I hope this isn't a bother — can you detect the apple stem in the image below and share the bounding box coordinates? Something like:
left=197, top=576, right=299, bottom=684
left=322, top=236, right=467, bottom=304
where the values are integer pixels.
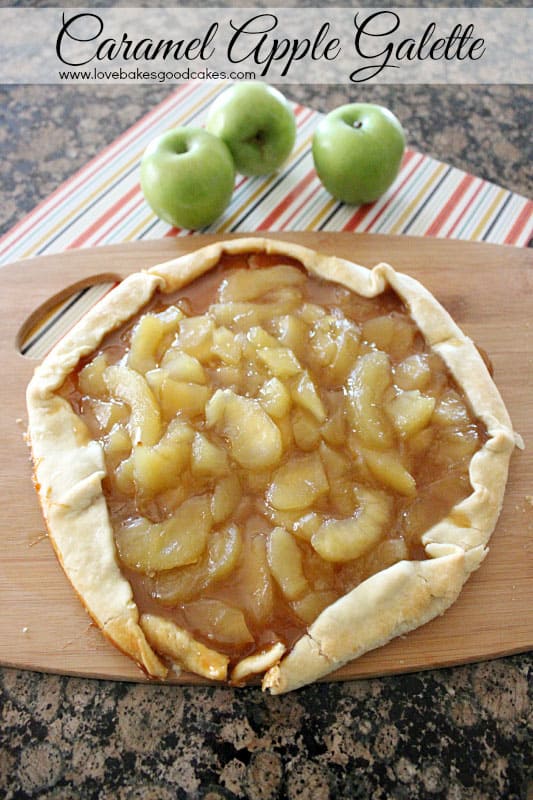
left=352, top=121, right=363, bottom=129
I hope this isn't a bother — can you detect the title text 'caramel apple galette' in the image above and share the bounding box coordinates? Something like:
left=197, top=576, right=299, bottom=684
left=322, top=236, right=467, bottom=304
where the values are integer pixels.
left=26, top=238, right=519, bottom=693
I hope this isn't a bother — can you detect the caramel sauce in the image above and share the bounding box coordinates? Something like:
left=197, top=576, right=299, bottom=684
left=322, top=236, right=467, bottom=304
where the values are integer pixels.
left=61, top=252, right=487, bottom=665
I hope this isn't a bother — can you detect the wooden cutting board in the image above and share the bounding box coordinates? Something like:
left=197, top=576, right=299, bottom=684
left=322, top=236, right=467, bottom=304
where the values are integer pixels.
left=0, top=232, right=531, bottom=685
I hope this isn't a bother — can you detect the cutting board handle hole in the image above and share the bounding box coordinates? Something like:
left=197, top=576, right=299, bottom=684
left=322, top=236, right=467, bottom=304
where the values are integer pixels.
left=16, top=274, right=120, bottom=359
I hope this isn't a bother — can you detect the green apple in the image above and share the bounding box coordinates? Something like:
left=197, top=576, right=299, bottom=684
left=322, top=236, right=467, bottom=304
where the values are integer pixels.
left=205, top=82, right=297, bottom=177
left=312, top=103, right=406, bottom=205
left=140, top=127, right=235, bottom=230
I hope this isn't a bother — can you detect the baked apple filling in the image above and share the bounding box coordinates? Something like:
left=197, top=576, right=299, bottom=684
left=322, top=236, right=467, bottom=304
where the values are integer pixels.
left=59, top=251, right=486, bottom=684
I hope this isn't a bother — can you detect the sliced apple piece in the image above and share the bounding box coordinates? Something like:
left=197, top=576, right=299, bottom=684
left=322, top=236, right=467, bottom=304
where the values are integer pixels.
left=362, top=447, right=416, bottom=496
left=290, top=371, right=326, bottom=422
left=362, top=312, right=416, bottom=360
left=310, top=316, right=360, bottom=386
left=267, top=452, right=329, bottom=511
left=292, top=511, right=323, bottom=542
left=217, top=264, right=305, bottom=302
left=291, top=590, right=339, bottom=624
left=394, top=353, right=431, bottom=391
left=272, top=314, right=309, bottom=360
left=211, top=473, right=242, bottom=524
left=309, top=315, right=339, bottom=367
left=298, top=302, right=326, bottom=325
left=239, top=533, right=274, bottom=625
left=345, top=351, right=393, bottom=450
left=327, top=323, right=361, bottom=386
left=210, top=302, right=261, bottom=329
left=128, top=306, right=184, bottom=374
left=103, top=424, right=131, bottom=463
left=209, top=365, right=242, bottom=390
left=191, top=432, right=229, bottom=477
left=231, top=642, right=286, bottom=685
left=131, top=418, right=193, bottom=498
left=78, top=353, right=109, bottom=397
left=433, top=389, right=472, bottom=427
left=164, top=379, right=209, bottom=419
left=312, top=488, right=392, bottom=562
left=104, top=364, right=161, bottom=446
left=160, top=349, right=206, bottom=384
left=319, top=441, right=351, bottom=482
left=184, top=599, right=254, bottom=647
left=256, top=346, right=302, bottom=379
left=386, top=389, right=436, bottom=439
left=321, top=401, right=347, bottom=447
left=174, top=315, right=215, bottom=362
left=259, top=377, right=292, bottom=419
left=205, top=388, right=283, bottom=470
left=210, top=326, right=243, bottom=366
left=267, top=526, right=309, bottom=601
left=141, top=614, right=229, bottom=681
left=115, top=494, right=212, bottom=573
left=152, top=523, right=243, bottom=605
left=246, top=325, right=280, bottom=350
left=291, top=407, right=322, bottom=451
left=83, top=397, right=129, bottom=435
left=431, top=425, right=482, bottom=468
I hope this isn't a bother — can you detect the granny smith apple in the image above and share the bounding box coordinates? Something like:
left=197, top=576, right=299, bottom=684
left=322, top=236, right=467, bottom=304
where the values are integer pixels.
left=312, top=103, right=406, bottom=205
left=205, top=82, right=297, bottom=177
left=140, top=127, right=235, bottom=230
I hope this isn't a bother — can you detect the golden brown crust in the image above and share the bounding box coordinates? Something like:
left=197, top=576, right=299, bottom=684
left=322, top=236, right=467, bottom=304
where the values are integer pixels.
left=140, top=614, right=229, bottom=681
left=231, top=642, right=287, bottom=686
left=262, top=547, right=466, bottom=694
left=26, top=237, right=519, bottom=692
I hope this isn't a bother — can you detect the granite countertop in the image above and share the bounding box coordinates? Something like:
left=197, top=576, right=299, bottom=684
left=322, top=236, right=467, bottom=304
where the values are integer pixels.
left=1, top=39, right=532, bottom=800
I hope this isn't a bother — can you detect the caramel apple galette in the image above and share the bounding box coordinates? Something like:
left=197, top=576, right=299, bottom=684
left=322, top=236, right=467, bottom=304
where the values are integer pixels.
left=26, top=237, right=518, bottom=693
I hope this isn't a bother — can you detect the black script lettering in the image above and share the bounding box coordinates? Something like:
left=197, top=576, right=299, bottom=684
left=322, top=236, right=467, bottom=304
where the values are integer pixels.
left=442, top=24, right=485, bottom=60
left=350, top=11, right=486, bottom=83
left=394, top=23, right=484, bottom=63
left=56, top=12, right=104, bottom=66
left=312, top=23, right=341, bottom=62
left=350, top=11, right=400, bottom=82
left=227, top=13, right=340, bottom=77
left=96, top=36, right=123, bottom=61
left=154, top=24, right=218, bottom=61
left=469, top=32, right=485, bottom=60
left=96, top=24, right=217, bottom=62
left=227, top=13, right=278, bottom=73
left=57, top=12, right=218, bottom=66
left=413, top=22, right=439, bottom=60
left=395, top=23, right=436, bottom=62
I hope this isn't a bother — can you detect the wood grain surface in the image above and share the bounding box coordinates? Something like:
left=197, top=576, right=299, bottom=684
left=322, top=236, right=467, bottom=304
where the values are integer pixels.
left=0, top=232, right=531, bottom=685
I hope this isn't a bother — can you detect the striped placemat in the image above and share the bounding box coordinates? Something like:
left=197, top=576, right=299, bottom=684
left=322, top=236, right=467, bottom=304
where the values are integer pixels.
left=2, top=81, right=531, bottom=357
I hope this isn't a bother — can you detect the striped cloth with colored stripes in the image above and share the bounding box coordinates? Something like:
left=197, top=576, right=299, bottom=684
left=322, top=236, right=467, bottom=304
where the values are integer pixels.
left=2, top=81, right=531, bottom=357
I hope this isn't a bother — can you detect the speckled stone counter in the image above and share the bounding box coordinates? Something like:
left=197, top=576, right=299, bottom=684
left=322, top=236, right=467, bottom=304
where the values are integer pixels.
left=1, top=14, right=532, bottom=800
left=1, top=659, right=531, bottom=799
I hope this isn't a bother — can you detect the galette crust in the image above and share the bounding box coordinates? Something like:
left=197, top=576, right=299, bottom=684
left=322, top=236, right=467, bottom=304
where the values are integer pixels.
left=26, top=237, right=519, bottom=692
